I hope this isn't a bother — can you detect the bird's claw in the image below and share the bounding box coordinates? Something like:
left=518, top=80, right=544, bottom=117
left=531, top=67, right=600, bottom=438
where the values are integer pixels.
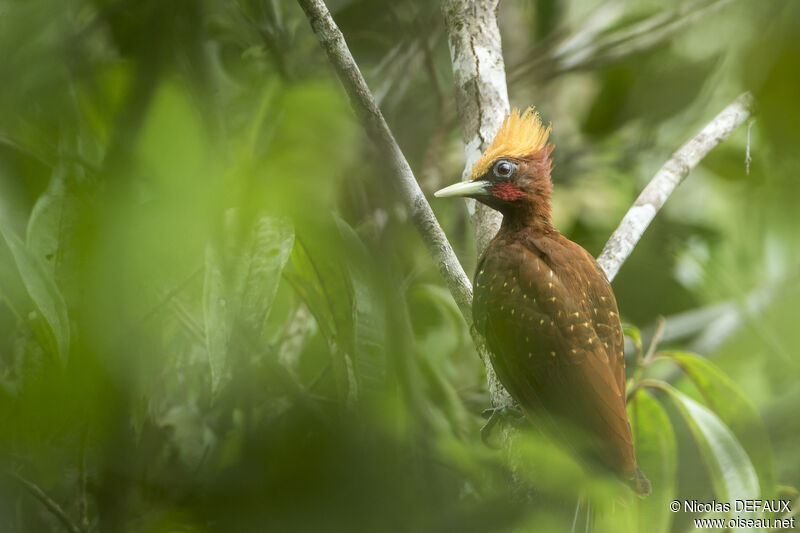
left=480, top=404, right=524, bottom=448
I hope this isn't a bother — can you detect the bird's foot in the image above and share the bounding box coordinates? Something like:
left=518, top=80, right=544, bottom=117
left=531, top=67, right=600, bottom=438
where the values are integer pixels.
left=480, top=404, right=525, bottom=448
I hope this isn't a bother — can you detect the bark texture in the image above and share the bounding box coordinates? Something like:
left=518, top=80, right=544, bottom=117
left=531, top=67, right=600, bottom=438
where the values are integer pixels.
left=442, top=0, right=514, bottom=408
left=442, top=0, right=509, bottom=255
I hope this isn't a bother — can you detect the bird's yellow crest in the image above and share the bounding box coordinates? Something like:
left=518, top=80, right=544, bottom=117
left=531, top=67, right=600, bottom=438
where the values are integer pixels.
left=470, top=107, right=552, bottom=180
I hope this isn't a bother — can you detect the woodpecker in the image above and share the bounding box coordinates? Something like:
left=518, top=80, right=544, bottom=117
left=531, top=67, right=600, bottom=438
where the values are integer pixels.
left=435, top=108, right=650, bottom=496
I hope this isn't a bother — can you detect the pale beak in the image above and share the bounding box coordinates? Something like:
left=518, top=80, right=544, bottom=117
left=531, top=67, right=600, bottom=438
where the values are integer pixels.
left=434, top=180, right=491, bottom=198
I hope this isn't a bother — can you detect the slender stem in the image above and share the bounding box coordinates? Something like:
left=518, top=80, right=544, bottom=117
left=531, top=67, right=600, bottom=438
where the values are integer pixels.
left=643, top=316, right=666, bottom=364
left=8, top=471, right=82, bottom=533
left=295, top=0, right=474, bottom=325
left=597, top=92, right=755, bottom=281
left=78, top=425, right=89, bottom=531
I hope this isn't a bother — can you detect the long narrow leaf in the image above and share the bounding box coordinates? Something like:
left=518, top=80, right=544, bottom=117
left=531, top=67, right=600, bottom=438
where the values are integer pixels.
left=662, top=351, right=777, bottom=499
left=203, top=243, right=231, bottom=392
left=0, top=219, right=70, bottom=364
left=629, top=390, right=677, bottom=533
left=651, top=381, right=760, bottom=530
left=334, top=215, right=386, bottom=400
left=236, top=215, right=294, bottom=340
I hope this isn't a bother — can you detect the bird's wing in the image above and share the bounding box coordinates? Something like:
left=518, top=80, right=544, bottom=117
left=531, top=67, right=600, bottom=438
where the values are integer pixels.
left=475, top=243, right=635, bottom=475
left=576, top=246, right=627, bottom=396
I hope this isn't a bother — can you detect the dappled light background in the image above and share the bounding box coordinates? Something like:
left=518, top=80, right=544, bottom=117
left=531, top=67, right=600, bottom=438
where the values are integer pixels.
left=0, top=0, right=798, bottom=531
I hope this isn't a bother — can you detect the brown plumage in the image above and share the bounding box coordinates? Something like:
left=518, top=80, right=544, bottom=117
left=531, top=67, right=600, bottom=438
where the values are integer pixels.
left=436, top=108, right=650, bottom=496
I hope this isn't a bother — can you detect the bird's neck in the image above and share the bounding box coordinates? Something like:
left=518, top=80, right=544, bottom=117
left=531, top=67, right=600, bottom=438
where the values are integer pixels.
left=500, top=196, right=554, bottom=235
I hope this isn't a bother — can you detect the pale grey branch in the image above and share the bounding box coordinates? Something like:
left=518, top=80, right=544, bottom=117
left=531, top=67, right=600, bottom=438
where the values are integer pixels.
left=441, top=0, right=515, bottom=409
left=295, top=0, right=474, bottom=324
left=442, top=0, right=508, bottom=256
left=598, top=92, right=755, bottom=281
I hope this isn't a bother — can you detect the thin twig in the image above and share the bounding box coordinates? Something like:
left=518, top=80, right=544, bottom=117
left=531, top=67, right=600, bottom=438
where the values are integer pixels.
left=745, top=119, right=754, bottom=175
left=295, top=0, right=474, bottom=325
left=642, top=316, right=665, bottom=364
left=8, top=471, right=82, bottom=533
left=510, top=0, right=734, bottom=83
left=78, top=425, right=89, bottom=531
left=597, top=92, right=755, bottom=281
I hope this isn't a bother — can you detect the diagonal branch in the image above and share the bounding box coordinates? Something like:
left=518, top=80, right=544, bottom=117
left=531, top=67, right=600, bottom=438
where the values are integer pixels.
left=598, top=92, right=755, bottom=281
left=8, top=471, right=83, bottom=533
left=296, top=0, right=516, bottom=412
left=295, top=0, right=474, bottom=324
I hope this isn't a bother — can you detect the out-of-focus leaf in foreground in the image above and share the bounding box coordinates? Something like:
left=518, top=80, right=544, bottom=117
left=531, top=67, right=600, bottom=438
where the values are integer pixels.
left=203, top=212, right=294, bottom=392
left=628, top=390, right=677, bottom=533
left=334, top=214, right=387, bottom=402
left=0, top=214, right=70, bottom=365
left=654, top=382, right=760, bottom=520
left=662, top=351, right=777, bottom=500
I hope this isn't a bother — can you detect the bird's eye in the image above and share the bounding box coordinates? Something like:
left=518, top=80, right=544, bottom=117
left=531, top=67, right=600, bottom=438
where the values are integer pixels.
left=493, top=160, right=515, bottom=179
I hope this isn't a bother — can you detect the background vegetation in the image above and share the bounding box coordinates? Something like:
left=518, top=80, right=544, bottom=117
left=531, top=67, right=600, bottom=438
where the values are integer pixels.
left=0, top=0, right=798, bottom=531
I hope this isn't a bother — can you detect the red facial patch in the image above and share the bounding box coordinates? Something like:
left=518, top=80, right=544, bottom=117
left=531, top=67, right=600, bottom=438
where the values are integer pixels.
left=491, top=182, right=527, bottom=201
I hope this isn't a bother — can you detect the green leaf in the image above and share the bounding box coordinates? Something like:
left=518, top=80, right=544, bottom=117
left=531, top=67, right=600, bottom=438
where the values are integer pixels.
left=203, top=243, right=231, bottom=393
left=26, top=162, right=84, bottom=300
left=656, top=382, right=760, bottom=506
left=334, top=215, right=386, bottom=400
left=622, top=322, right=642, bottom=354
left=662, top=351, right=777, bottom=499
left=203, top=212, right=295, bottom=393
left=283, top=226, right=355, bottom=402
left=0, top=216, right=70, bottom=364
left=629, top=390, right=677, bottom=533
left=0, top=230, right=29, bottom=319
left=236, top=214, right=295, bottom=341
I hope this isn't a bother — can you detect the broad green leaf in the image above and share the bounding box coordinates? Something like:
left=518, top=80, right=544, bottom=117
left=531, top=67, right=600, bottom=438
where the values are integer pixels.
left=26, top=164, right=69, bottom=275
left=410, top=283, right=472, bottom=438
left=334, top=215, right=386, bottom=400
left=26, top=162, right=84, bottom=299
left=203, top=213, right=294, bottom=393
left=656, top=382, right=760, bottom=528
left=283, top=226, right=355, bottom=402
left=203, top=243, right=231, bottom=393
left=629, top=390, right=677, bottom=533
left=0, top=217, right=70, bottom=364
left=417, top=353, right=472, bottom=440
left=236, top=214, right=294, bottom=341
left=662, top=351, right=777, bottom=499
left=0, top=229, right=29, bottom=318
left=284, top=233, right=354, bottom=352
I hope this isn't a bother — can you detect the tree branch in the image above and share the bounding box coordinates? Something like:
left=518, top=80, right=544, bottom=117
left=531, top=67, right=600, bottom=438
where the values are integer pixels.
left=441, top=0, right=509, bottom=255
left=597, top=92, right=755, bottom=281
left=8, top=471, right=82, bottom=533
left=296, top=0, right=516, bottom=412
left=295, top=0, right=474, bottom=324
left=440, top=1, right=515, bottom=409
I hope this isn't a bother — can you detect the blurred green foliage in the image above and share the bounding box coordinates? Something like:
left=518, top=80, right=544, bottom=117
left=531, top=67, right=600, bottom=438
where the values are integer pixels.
left=0, top=0, right=798, bottom=531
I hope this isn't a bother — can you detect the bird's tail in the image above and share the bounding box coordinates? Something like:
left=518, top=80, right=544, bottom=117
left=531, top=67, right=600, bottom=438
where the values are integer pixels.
left=629, top=467, right=651, bottom=498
